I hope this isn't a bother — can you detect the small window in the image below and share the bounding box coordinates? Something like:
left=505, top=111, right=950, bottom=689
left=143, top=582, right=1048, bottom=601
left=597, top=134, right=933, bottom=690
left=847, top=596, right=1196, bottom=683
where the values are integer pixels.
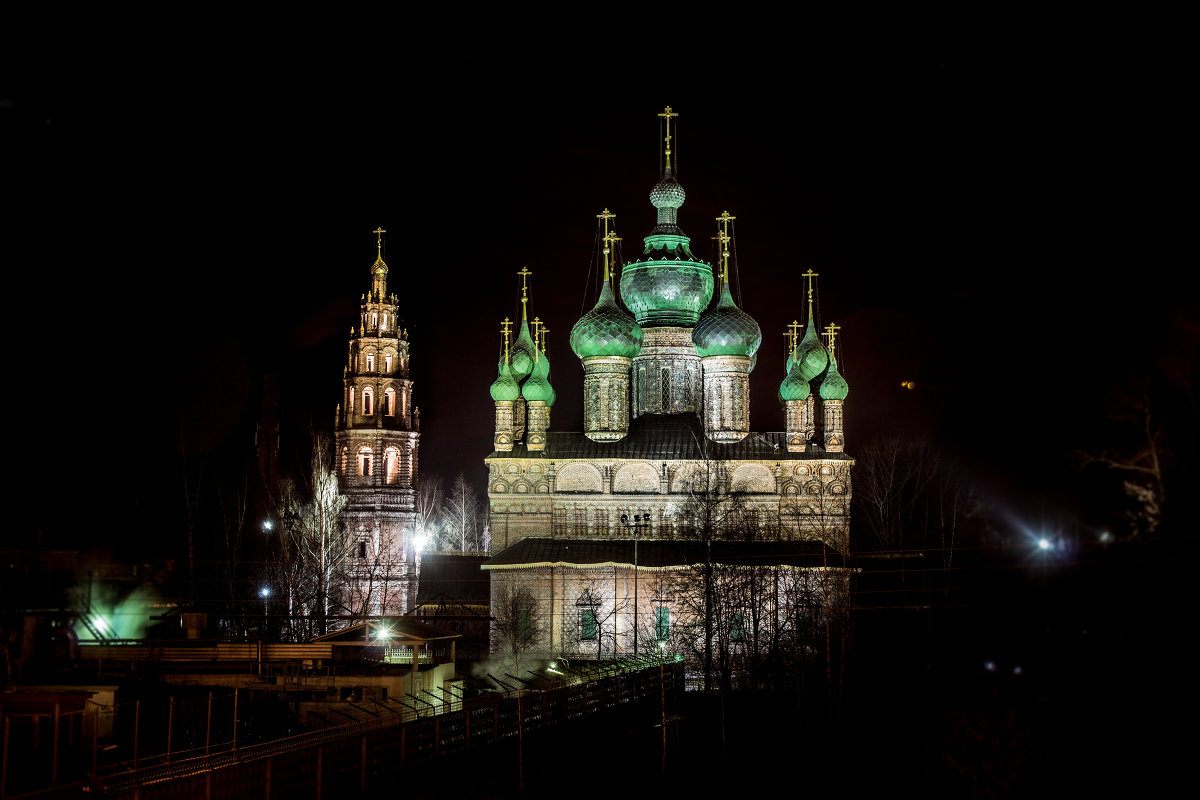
left=580, top=609, right=597, bottom=641
left=654, top=607, right=669, bottom=641
left=385, top=354, right=392, bottom=372
left=381, top=313, right=388, bottom=331
left=366, top=354, right=375, bottom=372
left=385, top=388, right=396, bottom=416
left=358, top=448, right=373, bottom=476
left=371, top=312, right=378, bottom=329
left=363, top=387, right=374, bottom=415
left=730, top=612, right=745, bottom=642
left=357, top=540, right=368, bottom=559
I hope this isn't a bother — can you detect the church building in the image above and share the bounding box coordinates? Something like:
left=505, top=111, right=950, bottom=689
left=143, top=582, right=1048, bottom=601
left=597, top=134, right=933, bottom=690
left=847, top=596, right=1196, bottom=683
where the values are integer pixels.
left=334, top=229, right=422, bottom=616
left=482, top=110, right=853, bottom=665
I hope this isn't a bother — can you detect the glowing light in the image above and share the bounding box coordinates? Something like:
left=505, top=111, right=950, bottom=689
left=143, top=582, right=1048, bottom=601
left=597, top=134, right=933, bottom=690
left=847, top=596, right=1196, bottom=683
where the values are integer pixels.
left=984, top=660, right=996, bottom=672
left=376, top=627, right=391, bottom=641
left=900, top=380, right=915, bottom=390
left=1037, top=538, right=1051, bottom=551
left=260, top=587, right=271, bottom=598
left=263, top=520, right=273, bottom=531
left=414, top=532, right=431, bottom=551
left=1013, top=665, right=1023, bottom=675
left=1099, top=531, right=1112, bottom=543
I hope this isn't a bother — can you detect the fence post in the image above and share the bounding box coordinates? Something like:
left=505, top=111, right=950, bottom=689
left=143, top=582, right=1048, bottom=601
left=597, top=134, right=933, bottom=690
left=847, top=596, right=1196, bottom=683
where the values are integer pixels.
left=167, top=697, right=174, bottom=762
left=206, top=692, right=213, bottom=756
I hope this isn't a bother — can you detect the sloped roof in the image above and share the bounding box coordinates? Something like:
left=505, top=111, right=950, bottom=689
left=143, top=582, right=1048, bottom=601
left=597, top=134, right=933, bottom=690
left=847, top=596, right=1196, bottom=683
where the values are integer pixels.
left=482, top=537, right=846, bottom=570
left=311, top=617, right=460, bottom=645
left=485, top=413, right=853, bottom=461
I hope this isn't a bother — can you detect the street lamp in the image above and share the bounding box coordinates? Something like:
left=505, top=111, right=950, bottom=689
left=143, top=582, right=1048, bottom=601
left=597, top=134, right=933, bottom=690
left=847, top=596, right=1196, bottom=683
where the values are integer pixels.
left=621, top=512, right=650, bottom=655
left=260, top=586, right=270, bottom=623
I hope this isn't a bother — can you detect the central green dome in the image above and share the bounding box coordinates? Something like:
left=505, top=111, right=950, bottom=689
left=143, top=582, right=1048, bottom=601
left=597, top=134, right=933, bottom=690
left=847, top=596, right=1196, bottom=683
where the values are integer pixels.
left=619, top=168, right=713, bottom=327
left=509, top=317, right=537, bottom=381
left=693, top=280, right=761, bottom=358
left=570, top=278, right=643, bottom=359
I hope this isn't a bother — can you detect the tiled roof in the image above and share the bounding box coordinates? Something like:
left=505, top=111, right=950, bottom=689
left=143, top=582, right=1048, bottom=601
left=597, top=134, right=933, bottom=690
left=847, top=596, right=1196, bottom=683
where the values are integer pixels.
left=483, top=537, right=845, bottom=570
left=486, top=413, right=852, bottom=461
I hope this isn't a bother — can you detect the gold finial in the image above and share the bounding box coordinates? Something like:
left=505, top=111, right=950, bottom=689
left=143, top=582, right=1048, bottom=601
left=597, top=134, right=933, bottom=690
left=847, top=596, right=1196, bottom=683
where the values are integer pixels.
left=532, top=316, right=542, bottom=362
left=539, top=325, right=549, bottom=354
left=715, top=211, right=735, bottom=283
left=501, top=317, right=512, bottom=362
left=597, top=208, right=616, bottom=238
left=658, top=105, right=679, bottom=170
left=823, top=323, right=841, bottom=359
left=373, top=226, right=385, bottom=258
left=602, top=230, right=621, bottom=282
left=517, top=266, right=532, bottom=319
left=801, top=269, right=819, bottom=319
left=784, top=319, right=802, bottom=352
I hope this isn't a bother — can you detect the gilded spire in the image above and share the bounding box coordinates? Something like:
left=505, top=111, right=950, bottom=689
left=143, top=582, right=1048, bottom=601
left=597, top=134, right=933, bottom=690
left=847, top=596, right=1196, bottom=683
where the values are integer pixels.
left=373, top=226, right=386, bottom=259
left=802, top=269, right=819, bottom=322
left=501, top=317, right=512, bottom=363
left=785, top=320, right=801, bottom=352
left=716, top=211, right=735, bottom=284
left=598, top=209, right=617, bottom=281
left=658, top=105, right=678, bottom=171
left=823, top=323, right=841, bottom=361
left=518, top=266, right=532, bottom=320
left=532, top=316, right=542, bottom=362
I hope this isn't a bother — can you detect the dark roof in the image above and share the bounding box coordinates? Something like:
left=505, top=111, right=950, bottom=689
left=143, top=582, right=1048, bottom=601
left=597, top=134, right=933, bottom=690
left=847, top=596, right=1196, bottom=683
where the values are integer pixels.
left=413, top=553, right=490, bottom=607
left=486, top=413, right=853, bottom=461
left=483, top=537, right=846, bottom=570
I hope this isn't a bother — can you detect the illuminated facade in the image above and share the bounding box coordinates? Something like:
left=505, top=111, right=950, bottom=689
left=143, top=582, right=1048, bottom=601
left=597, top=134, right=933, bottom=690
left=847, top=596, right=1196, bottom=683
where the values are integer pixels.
left=482, top=110, right=854, bottom=661
left=335, top=229, right=421, bottom=616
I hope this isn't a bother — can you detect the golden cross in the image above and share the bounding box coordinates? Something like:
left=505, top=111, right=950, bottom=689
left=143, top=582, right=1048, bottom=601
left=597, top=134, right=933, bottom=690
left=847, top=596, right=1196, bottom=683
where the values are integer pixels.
left=597, top=208, right=616, bottom=240
left=540, top=325, right=549, bottom=354
left=823, top=323, right=841, bottom=358
left=532, top=316, right=541, bottom=337
left=658, top=105, right=679, bottom=169
left=518, top=266, right=532, bottom=316
left=501, top=317, right=512, bottom=361
left=785, top=319, right=802, bottom=351
left=373, top=227, right=386, bottom=257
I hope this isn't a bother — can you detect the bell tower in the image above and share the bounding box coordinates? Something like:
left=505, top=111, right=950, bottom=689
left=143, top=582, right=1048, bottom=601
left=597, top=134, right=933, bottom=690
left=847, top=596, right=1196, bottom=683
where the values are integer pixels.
left=334, top=227, right=421, bottom=615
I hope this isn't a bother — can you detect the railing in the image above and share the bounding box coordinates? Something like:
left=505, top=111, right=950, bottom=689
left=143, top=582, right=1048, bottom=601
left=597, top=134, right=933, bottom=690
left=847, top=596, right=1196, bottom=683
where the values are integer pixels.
left=6, top=657, right=683, bottom=799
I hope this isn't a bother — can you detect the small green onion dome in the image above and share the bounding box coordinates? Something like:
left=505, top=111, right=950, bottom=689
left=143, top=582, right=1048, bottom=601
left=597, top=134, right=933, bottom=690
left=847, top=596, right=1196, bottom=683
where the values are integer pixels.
left=778, top=358, right=811, bottom=403
left=693, top=280, right=761, bottom=358
left=570, top=278, right=643, bottom=359
left=521, top=351, right=555, bottom=405
left=819, top=357, right=849, bottom=401
left=489, top=358, right=520, bottom=402
left=509, top=318, right=537, bottom=382
left=795, top=316, right=829, bottom=382
left=649, top=170, right=686, bottom=213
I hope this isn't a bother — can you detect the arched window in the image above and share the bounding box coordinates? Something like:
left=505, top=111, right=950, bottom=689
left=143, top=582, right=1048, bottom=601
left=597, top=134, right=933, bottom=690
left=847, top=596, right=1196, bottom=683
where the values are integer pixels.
left=385, top=446, right=401, bottom=484
left=385, top=354, right=392, bottom=373
left=362, top=387, right=374, bottom=415
left=384, top=387, right=396, bottom=416
left=358, top=447, right=373, bottom=476
left=349, top=387, right=355, bottom=411
left=371, top=312, right=378, bottom=329
left=381, top=313, right=388, bottom=331
left=366, top=353, right=375, bottom=372
left=341, top=447, right=347, bottom=474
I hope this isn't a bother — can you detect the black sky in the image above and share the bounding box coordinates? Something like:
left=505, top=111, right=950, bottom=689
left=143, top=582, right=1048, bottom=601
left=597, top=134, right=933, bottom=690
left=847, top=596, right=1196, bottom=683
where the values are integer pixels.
left=6, top=47, right=1188, bottom=548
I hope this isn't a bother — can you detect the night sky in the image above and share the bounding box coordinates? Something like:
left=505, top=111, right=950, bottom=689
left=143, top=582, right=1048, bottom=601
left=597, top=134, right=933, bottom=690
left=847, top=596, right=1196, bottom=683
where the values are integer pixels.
left=6, top=49, right=1188, bottom=550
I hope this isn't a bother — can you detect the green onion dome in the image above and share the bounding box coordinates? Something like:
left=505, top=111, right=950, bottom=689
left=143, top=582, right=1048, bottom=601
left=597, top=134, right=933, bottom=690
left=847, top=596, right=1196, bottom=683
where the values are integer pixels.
left=819, top=356, right=849, bottom=401
left=619, top=168, right=714, bottom=327
left=778, top=358, right=811, bottom=403
left=520, top=351, right=555, bottom=405
left=509, top=318, right=537, bottom=382
left=693, top=280, right=762, bottom=358
left=570, top=277, right=643, bottom=359
left=794, top=316, right=829, bottom=382
left=489, top=358, right=520, bottom=402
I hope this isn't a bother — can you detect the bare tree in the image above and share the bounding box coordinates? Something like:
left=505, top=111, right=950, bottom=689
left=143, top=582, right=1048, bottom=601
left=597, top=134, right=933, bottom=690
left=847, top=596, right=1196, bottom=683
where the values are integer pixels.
left=442, top=472, right=487, bottom=552
left=265, top=430, right=350, bottom=638
left=491, top=576, right=545, bottom=666
left=415, top=474, right=444, bottom=549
